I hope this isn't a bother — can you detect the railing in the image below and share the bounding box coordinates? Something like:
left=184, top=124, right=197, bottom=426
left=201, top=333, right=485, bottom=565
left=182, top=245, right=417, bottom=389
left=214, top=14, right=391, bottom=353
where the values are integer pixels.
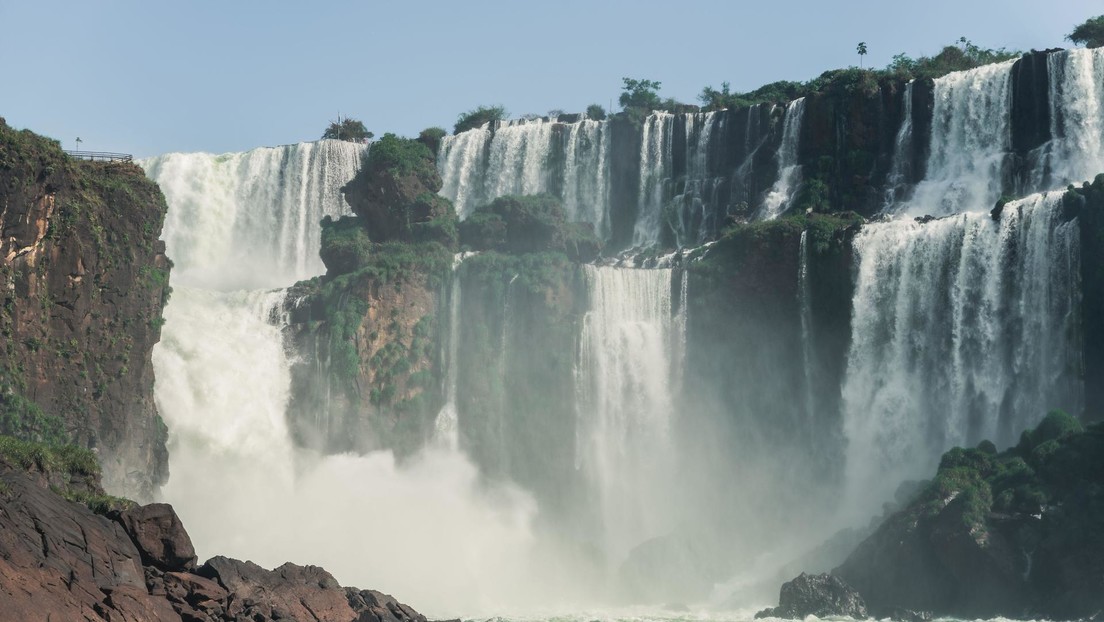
left=64, top=150, right=133, bottom=163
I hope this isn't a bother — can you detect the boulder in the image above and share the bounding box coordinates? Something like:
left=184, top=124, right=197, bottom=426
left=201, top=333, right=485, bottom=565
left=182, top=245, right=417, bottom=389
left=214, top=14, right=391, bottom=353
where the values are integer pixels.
left=198, top=556, right=360, bottom=622
left=755, top=572, right=868, bottom=619
left=116, top=503, right=198, bottom=572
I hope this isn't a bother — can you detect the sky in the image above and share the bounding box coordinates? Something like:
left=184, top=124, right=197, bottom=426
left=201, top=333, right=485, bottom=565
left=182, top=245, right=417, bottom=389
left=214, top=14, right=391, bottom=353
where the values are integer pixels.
left=0, top=0, right=1098, bottom=158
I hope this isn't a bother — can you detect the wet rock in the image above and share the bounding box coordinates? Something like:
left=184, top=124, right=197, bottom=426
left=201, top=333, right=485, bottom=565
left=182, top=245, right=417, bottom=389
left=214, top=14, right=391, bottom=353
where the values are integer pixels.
left=754, top=572, right=868, bottom=619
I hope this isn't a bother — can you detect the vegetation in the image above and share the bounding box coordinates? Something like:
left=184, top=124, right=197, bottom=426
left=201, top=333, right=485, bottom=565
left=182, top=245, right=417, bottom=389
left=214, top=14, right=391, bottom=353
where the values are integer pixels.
left=585, top=104, right=607, bottom=121
left=322, top=117, right=373, bottom=142
left=417, top=126, right=448, bottom=155
left=454, top=105, right=508, bottom=134
left=1068, top=15, right=1104, bottom=48
left=856, top=41, right=868, bottom=68
left=619, top=77, right=663, bottom=111
left=0, top=390, right=68, bottom=445
left=0, top=434, right=98, bottom=476
left=459, top=194, right=601, bottom=261
left=364, top=133, right=436, bottom=178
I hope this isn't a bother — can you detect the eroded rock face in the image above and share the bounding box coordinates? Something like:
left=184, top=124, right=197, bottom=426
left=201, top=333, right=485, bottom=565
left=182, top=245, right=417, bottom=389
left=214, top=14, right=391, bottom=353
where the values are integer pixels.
left=0, top=461, right=431, bottom=622
left=0, top=119, right=170, bottom=499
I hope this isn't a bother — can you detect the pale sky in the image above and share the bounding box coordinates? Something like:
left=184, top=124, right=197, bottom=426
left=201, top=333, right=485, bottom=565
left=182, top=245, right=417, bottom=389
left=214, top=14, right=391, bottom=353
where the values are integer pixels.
left=1, top=0, right=1097, bottom=158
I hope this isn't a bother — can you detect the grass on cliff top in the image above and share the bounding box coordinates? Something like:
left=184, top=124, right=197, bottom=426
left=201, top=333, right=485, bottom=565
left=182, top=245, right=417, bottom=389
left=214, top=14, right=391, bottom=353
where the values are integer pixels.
left=0, top=434, right=99, bottom=478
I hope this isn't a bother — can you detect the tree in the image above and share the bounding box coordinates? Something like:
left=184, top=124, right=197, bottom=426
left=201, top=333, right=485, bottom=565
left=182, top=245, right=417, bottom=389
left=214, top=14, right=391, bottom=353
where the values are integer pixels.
left=585, top=104, right=607, bottom=121
left=856, top=42, right=868, bottom=68
left=454, top=105, right=508, bottom=134
left=323, top=117, right=373, bottom=142
left=619, top=77, right=662, bottom=111
left=1068, top=15, right=1104, bottom=48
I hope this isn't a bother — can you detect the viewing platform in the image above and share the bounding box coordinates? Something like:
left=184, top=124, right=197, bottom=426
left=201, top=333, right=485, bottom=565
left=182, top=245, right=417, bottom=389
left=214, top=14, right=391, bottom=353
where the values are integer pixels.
left=64, top=150, right=133, bottom=163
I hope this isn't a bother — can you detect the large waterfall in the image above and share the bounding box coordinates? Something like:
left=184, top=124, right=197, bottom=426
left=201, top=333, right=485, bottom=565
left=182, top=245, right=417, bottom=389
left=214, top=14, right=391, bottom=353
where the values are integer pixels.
left=891, top=61, right=1015, bottom=217
left=143, top=142, right=545, bottom=614
left=634, top=113, right=676, bottom=246
left=1031, top=47, right=1104, bottom=191
left=842, top=192, right=1082, bottom=515
left=438, top=117, right=611, bottom=236
left=760, top=98, right=805, bottom=220
left=576, top=265, right=679, bottom=563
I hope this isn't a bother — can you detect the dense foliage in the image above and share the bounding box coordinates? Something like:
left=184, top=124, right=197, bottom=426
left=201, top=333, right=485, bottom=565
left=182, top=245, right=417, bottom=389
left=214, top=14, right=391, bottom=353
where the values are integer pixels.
left=585, top=104, right=607, bottom=121
left=417, top=126, right=448, bottom=155
left=454, top=105, right=507, bottom=134
left=322, top=117, right=373, bottom=142
left=459, top=194, right=601, bottom=261
left=1068, top=15, right=1104, bottom=48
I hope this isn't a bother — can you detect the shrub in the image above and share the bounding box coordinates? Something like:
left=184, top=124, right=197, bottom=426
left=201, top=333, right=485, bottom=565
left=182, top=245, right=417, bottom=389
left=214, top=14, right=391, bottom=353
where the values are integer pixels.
left=585, top=104, right=607, bottom=121
left=323, top=117, right=373, bottom=142
left=417, top=126, right=448, bottom=155
left=454, top=105, right=508, bottom=134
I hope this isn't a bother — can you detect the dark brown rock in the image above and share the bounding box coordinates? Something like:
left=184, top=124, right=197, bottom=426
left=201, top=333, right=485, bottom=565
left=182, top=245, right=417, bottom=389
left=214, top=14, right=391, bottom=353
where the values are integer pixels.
left=754, top=572, right=868, bottom=619
left=116, top=502, right=198, bottom=572
left=198, top=556, right=361, bottom=621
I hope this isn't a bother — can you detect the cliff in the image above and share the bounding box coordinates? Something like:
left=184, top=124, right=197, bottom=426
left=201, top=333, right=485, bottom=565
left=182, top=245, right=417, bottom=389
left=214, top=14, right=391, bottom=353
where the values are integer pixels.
left=0, top=435, right=429, bottom=622
left=0, top=119, right=170, bottom=499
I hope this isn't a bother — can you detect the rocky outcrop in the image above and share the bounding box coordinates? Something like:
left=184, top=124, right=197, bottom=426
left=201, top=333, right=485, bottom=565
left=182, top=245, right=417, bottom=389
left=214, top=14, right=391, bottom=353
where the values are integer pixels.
left=754, top=572, right=868, bottom=619
left=0, top=119, right=170, bottom=499
left=831, top=412, right=1104, bottom=619
left=459, top=194, right=602, bottom=261
left=0, top=439, right=429, bottom=622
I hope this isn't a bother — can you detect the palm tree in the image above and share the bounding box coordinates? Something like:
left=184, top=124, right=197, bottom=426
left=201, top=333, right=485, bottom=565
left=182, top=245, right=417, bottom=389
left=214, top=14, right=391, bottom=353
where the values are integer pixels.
left=857, top=42, right=868, bottom=69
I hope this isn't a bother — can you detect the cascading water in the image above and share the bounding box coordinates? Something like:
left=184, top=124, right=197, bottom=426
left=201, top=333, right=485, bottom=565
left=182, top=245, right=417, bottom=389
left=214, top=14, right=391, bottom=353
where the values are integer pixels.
left=673, top=111, right=725, bottom=246
left=633, top=113, right=675, bottom=247
left=437, top=117, right=611, bottom=236
left=842, top=191, right=1082, bottom=517
left=760, top=98, right=805, bottom=220
left=798, top=230, right=815, bottom=425
left=884, top=81, right=915, bottom=208
left=144, top=142, right=543, bottom=614
left=1030, top=47, right=1104, bottom=191
left=892, top=61, right=1015, bottom=217
left=576, top=265, right=679, bottom=563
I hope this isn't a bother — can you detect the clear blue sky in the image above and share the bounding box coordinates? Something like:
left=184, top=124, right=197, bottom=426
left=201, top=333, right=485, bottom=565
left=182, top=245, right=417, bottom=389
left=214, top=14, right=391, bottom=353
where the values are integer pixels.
left=1, top=0, right=1097, bottom=158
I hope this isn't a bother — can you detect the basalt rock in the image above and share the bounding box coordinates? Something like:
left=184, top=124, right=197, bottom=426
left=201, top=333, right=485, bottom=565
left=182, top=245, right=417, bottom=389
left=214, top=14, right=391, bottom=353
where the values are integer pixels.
left=754, top=572, right=868, bottom=619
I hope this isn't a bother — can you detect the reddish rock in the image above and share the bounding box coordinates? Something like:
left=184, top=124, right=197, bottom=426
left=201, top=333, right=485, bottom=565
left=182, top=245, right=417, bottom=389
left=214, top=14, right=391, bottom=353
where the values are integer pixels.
left=116, top=502, right=198, bottom=572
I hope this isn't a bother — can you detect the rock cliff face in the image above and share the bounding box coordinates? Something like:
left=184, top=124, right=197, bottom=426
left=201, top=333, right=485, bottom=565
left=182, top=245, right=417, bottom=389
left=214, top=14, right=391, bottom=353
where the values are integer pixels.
left=823, top=411, right=1104, bottom=620
left=0, top=439, right=429, bottom=622
left=0, top=119, right=170, bottom=498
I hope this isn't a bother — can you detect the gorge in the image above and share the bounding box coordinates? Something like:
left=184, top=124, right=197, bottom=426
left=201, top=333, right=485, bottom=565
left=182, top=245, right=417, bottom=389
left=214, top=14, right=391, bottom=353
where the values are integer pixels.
left=4, top=40, right=1104, bottom=622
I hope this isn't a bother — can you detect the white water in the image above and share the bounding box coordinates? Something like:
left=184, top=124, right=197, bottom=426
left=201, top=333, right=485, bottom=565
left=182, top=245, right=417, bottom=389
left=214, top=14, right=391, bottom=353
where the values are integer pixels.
left=798, top=231, right=815, bottom=425
left=145, top=142, right=557, bottom=615
left=438, top=117, right=611, bottom=236
left=842, top=192, right=1082, bottom=517
left=760, top=98, right=805, bottom=220
left=883, top=81, right=915, bottom=208
left=1030, top=47, right=1104, bottom=191
left=892, top=61, right=1015, bottom=217
left=634, top=113, right=676, bottom=247
left=674, top=112, right=725, bottom=246
left=142, top=140, right=365, bottom=290
left=576, top=265, right=679, bottom=563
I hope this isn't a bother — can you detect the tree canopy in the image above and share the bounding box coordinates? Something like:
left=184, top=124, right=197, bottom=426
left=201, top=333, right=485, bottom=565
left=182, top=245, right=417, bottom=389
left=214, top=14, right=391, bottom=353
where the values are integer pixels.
left=1068, top=15, right=1104, bottom=48
left=454, top=105, right=508, bottom=134
left=323, top=117, right=373, bottom=142
left=619, top=78, right=662, bottom=111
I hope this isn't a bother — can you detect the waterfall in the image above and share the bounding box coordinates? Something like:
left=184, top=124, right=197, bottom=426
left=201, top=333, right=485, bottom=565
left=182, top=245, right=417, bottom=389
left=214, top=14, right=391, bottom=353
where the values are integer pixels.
left=437, top=117, right=611, bottom=236
left=884, top=81, right=916, bottom=208
left=1030, top=47, right=1104, bottom=191
left=432, top=253, right=475, bottom=450
left=576, top=265, right=679, bottom=562
left=673, top=111, right=725, bottom=245
left=798, top=230, right=815, bottom=425
left=142, top=140, right=365, bottom=290
left=633, top=113, right=675, bottom=247
left=841, top=191, right=1082, bottom=517
left=892, top=61, right=1015, bottom=217
left=760, top=98, right=806, bottom=220
left=731, top=103, right=773, bottom=214
left=144, top=143, right=540, bottom=614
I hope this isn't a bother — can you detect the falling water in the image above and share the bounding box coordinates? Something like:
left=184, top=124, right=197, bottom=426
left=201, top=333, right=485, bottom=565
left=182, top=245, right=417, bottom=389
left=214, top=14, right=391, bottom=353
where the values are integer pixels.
left=437, top=117, right=611, bottom=235
left=892, top=61, right=1015, bottom=217
left=433, top=253, right=476, bottom=450
left=884, top=81, right=916, bottom=208
left=673, top=112, right=725, bottom=245
left=145, top=143, right=542, bottom=615
left=841, top=191, right=1082, bottom=517
left=634, top=113, right=675, bottom=246
left=1030, top=47, right=1104, bottom=191
left=576, top=265, right=679, bottom=563
left=760, top=98, right=805, bottom=220
left=798, top=230, right=815, bottom=425
left=142, top=140, right=365, bottom=290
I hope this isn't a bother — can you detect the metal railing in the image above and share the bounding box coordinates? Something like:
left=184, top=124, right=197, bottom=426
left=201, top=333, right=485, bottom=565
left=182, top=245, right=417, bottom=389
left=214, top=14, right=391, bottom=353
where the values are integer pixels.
left=64, top=150, right=133, bottom=163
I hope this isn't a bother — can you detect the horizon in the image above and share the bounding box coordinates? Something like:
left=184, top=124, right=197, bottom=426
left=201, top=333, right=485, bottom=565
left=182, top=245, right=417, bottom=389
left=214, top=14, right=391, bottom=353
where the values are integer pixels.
left=1, top=1, right=1097, bottom=158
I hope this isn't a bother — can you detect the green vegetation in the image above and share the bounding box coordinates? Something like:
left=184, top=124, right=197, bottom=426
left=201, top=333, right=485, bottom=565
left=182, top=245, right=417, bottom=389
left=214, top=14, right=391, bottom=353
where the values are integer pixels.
left=0, top=390, right=68, bottom=445
left=0, top=434, right=98, bottom=477
left=322, top=117, right=373, bottom=142
left=454, top=105, right=508, bottom=134
left=365, top=133, right=436, bottom=178
left=1068, top=15, right=1104, bottom=48
left=619, top=77, right=663, bottom=111
left=856, top=41, right=868, bottom=68
left=585, top=104, right=607, bottom=121
left=459, top=194, right=601, bottom=261
left=698, top=38, right=1020, bottom=112
left=417, top=126, right=448, bottom=155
